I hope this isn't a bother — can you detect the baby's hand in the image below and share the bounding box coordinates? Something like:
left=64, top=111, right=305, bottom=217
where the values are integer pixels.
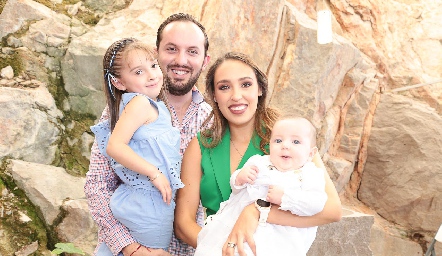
left=151, top=173, right=172, bottom=204
left=266, top=185, right=284, bottom=205
left=236, top=165, right=259, bottom=186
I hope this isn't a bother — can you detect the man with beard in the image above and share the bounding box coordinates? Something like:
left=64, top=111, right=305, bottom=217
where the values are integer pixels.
left=85, top=13, right=211, bottom=256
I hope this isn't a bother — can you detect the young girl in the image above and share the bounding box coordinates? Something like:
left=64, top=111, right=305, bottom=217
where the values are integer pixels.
left=91, top=38, right=182, bottom=254
left=195, top=116, right=328, bottom=256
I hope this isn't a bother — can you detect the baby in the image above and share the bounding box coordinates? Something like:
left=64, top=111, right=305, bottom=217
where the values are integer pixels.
left=195, top=116, right=328, bottom=256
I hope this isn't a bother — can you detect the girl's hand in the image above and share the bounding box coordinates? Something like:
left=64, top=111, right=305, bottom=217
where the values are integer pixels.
left=236, top=165, right=259, bottom=186
left=151, top=173, right=172, bottom=204
left=266, top=185, right=284, bottom=205
left=222, top=204, right=259, bottom=256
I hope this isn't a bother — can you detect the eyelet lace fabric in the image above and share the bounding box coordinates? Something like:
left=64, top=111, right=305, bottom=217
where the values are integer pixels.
left=91, top=92, right=184, bottom=191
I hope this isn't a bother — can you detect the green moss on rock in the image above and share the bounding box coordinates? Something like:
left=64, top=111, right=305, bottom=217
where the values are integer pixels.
left=46, top=74, right=95, bottom=176
left=0, top=51, right=24, bottom=77
left=0, top=0, right=6, bottom=15
left=58, top=111, right=95, bottom=176
left=33, top=0, right=100, bottom=25
left=0, top=160, right=49, bottom=255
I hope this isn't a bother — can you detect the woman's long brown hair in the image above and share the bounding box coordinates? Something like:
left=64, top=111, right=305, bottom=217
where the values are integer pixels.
left=200, top=52, right=279, bottom=153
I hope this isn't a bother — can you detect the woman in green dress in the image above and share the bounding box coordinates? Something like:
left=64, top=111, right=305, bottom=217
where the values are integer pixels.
left=174, top=52, right=342, bottom=256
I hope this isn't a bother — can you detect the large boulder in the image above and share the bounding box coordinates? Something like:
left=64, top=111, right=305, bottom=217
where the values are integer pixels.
left=61, top=8, right=162, bottom=118
left=309, top=208, right=374, bottom=256
left=0, top=85, right=62, bottom=164
left=7, top=159, right=86, bottom=225
left=6, top=159, right=95, bottom=254
left=359, top=93, right=442, bottom=232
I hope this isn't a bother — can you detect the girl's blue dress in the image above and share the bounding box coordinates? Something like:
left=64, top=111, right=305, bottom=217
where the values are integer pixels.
left=91, top=92, right=183, bottom=250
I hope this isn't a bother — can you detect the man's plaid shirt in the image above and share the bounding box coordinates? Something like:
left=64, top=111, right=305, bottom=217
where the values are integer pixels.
left=85, top=90, right=211, bottom=255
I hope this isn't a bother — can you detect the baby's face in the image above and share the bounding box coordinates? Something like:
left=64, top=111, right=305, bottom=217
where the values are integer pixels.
left=269, top=119, right=315, bottom=171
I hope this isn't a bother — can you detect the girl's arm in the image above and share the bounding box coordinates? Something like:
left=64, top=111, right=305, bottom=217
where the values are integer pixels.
left=107, top=95, right=172, bottom=204
left=174, top=137, right=203, bottom=248
left=223, top=152, right=342, bottom=255
left=107, top=95, right=160, bottom=178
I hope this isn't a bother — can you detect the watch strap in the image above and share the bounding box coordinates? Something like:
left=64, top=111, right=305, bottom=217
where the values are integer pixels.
left=255, top=200, right=271, bottom=226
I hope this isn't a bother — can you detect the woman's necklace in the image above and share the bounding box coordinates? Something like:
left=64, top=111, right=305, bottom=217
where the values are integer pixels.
left=230, top=138, right=244, bottom=159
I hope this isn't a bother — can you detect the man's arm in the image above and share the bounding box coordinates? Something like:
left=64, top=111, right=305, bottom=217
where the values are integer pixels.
left=85, top=140, right=137, bottom=255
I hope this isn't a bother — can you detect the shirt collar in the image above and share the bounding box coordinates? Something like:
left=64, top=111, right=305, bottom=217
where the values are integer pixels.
left=191, top=88, right=205, bottom=105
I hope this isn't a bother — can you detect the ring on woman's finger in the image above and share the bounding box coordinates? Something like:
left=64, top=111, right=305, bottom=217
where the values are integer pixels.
left=227, top=242, right=237, bottom=248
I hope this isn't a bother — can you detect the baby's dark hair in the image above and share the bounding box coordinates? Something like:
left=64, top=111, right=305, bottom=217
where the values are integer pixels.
left=156, top=13, right=209, bottom=56
left=102, top=38, right=163, bottom=131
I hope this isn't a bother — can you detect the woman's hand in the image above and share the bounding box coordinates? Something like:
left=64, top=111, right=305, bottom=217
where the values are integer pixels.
left=222, top=203, right=259, bottom=256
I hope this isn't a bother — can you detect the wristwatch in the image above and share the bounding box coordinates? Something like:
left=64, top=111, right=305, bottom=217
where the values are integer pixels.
left=255, top=199, right=271, bottom=226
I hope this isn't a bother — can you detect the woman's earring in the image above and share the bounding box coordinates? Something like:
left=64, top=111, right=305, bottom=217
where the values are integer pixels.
left=214, top=98, right=217, bottom=103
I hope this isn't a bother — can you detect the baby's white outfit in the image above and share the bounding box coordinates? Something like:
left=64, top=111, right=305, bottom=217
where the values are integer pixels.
left=195, top=154, right=327, bottom=256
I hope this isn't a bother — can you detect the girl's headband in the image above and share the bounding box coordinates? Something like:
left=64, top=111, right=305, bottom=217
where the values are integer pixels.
left=104, top=38, right=136, bottom=99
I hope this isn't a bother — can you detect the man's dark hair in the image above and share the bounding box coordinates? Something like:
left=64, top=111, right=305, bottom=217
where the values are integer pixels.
left=156, top=13, right=209, bottom=56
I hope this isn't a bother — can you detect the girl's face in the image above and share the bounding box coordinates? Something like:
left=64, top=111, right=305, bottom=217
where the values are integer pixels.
left=213, top=59, right=262, bottom=128
left=114, top=49, right=163, bottom=100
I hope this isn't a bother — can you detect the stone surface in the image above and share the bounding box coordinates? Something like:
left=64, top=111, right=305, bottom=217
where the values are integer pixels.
left=0, top=0, right=54, bottom=40
left=370, top=222, right=423, bottom=256
left=21, top=17, right=71, bottom=52
left=0, top=0, right=441, bottom=254
left=331, top=0, right=442, bottom=107
left=55, top=199, right=97, bottom=255
left=0, top=66, right=14, bottom=79
left=61, top=8, right=162, bottom=117
left=0, top=86, right=62, bottom=164
left=308, top=208, right=374, bottom=256
left=7, top=160, right=86, bottom=225
left=14, top=241, right=39, bottom=256
left=359, top=93, right=442, bottom=232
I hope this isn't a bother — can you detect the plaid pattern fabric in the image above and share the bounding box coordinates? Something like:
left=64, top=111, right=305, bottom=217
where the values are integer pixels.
left=85, top=90, right=211, bottom=255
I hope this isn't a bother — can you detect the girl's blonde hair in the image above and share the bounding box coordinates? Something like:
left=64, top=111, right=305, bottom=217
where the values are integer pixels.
left=102, top=38, right=168, bottom=131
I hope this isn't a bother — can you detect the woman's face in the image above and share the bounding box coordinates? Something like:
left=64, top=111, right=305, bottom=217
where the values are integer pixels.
left=213, top=59, right=262, bottom=128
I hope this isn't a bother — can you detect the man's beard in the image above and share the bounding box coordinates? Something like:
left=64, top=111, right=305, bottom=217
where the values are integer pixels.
left=164, top=65, right=203, bottom=96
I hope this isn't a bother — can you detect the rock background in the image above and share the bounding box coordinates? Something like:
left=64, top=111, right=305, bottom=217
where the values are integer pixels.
left=0, top=0, right=441, bottom=255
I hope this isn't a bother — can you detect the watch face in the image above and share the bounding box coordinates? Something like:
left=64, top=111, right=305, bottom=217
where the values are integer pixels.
left=257, top=199, right=271, bottom=207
